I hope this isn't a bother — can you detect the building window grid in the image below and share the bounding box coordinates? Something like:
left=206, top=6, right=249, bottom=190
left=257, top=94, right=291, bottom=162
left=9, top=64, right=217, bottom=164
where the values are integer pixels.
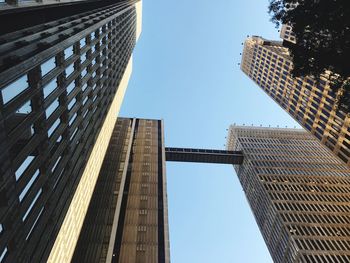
left=231, top=126, right=350, bottom=260
left=243, top=37, right=350, bottom=165
left=0, top=5, right=138, bottom=262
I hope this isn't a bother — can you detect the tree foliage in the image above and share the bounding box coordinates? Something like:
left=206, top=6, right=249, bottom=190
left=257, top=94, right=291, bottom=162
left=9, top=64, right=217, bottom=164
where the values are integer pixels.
left=268, top=0, right=350, bottom=113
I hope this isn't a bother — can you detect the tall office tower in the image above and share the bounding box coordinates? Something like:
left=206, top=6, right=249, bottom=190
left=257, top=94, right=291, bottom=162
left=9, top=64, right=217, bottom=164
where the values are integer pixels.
left=72, top=118, right=170, bottom=263
left=0, top=1, right=142, bottom=262
left=69, top=117, right=242, bottom=263
left=227, top=125, right=350, bottom=262
left=280, top=25, right=296, bottom=44
left=241, top=36, right=350, bottom=166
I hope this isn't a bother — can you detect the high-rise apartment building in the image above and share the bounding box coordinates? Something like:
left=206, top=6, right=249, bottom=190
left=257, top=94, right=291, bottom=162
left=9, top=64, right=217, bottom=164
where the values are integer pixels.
left=227, top=126, right=350, bottom=262
left=72, top=118, right=170, bottom=263
left=241, top=36, right=350, bottom=166
left=0, top=1, right=142, bottom=262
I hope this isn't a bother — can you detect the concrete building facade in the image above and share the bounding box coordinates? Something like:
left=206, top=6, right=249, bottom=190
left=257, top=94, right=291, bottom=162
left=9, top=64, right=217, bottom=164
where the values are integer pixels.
left=72, top=118, right=170, bottom=263
left=280, top=25, right=296, bottom=44
left=227, top=126, right=350, bottom=262
left=69, top=117, right=244, bottom=263
left=241, top=36, right=350, bottom=166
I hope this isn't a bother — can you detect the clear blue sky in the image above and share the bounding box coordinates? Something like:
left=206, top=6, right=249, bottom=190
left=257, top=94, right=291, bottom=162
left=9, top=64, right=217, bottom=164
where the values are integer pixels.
left=120, top=1, right=299, bottom=262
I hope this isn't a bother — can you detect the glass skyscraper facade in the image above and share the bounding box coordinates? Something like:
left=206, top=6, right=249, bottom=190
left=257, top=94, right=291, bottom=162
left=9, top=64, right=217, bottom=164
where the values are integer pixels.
left=241, top=36, right=350, bottom=166
left=0, top=1, right=142, bottom=262
left=227, top=126, right=350, bottom=262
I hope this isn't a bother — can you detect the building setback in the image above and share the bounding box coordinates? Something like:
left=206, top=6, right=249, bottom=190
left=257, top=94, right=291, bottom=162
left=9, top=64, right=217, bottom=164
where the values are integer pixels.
left=72, top=118, right=170, bottom=263
left=227, top=126, right=350, bottom=262
left=241, top=36, right=350, bottom=166
left=0, top=1, right=142, bottom=262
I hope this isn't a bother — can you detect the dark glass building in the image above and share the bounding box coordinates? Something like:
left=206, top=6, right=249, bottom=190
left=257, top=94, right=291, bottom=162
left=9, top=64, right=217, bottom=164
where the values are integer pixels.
left=0, top=1, right=142, bottom=262
left=228, top=125, right=350, bottom=262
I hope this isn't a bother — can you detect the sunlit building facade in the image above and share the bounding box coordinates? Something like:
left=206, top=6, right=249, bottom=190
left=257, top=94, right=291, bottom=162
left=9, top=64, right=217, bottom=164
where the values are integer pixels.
left=227, top=125, right=350, bottom=262
left=0, top=1, right=142, bottom=262
left=241, top=36, right=350, bottom=166
left=69, top=116, right=244, bottom=263
left=280, top=25, right=296, bottom=44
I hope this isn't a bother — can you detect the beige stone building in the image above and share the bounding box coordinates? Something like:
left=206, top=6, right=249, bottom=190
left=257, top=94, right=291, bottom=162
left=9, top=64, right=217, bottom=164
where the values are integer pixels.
left=228, top=125, right=350, bottom=262
left=72, top=118, right=170, bottom=263
left=241, top=36, right=350, bottom=166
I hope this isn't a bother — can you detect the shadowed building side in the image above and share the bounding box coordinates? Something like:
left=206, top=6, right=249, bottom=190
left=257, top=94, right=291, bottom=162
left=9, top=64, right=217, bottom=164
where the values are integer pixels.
left=73, top=118, right=170, bottom=263
left=0, top=1, right=142, bottom=262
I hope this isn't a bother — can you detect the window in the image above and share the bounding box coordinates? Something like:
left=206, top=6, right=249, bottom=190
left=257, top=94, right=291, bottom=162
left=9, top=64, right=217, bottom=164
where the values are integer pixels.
left=46, top=99, right=59, bottom=118
left=66, top=63, right=74, bottom=77
left=2, top=75, right=28, bottom=104
left=48, top=118, right=60, bottom=137
left=16, top=100, right=32, bottom=114
left=41, top=57, right=56, bottom=76
left=66, top=82, right=75, bottom=94
left=82, top=96, right=88, bottom=105
left=81, top=52, right=87, bottom=63
left=137, top=226, right=147, bottom=232
left=81, top=68, right=87, bottom=78
left=0, top=247, right=8, bottom=263
left=70, top=128, right=78, bottom=141
left=43, top=78, right=57, bottom=98
left=51, top=156, right=62, bottom=173
left=82, top=83, right=88, bottom=92
left=15, top=156, right=35, bottom=181
left=136, top=244, right=146, bottom=251
left=69, top=113, right=77, bottom=126
left=68, top=98, right=76, bottom=110
left=25, top=207, right=44, bottom=241
left=22, top=188, right=42, bottom=221
left=19, top=170, right=40, bottom=202
left=64, top=45, right=74, bottom=59
left=80, top=38, right=86, bottom=48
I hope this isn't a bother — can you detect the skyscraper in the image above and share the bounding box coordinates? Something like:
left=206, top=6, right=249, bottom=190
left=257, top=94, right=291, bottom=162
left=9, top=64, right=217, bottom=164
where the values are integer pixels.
left=68, top=117, right=243, bottom=263
left=280, top=25, right=296, bottom=44
left=0, top=1, right=142, bottom=262
left=72, top=118, right=170, bottom=263
left=227, top=125, right=350, bottom=262
left=241, top=36, right=350, bottom=166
